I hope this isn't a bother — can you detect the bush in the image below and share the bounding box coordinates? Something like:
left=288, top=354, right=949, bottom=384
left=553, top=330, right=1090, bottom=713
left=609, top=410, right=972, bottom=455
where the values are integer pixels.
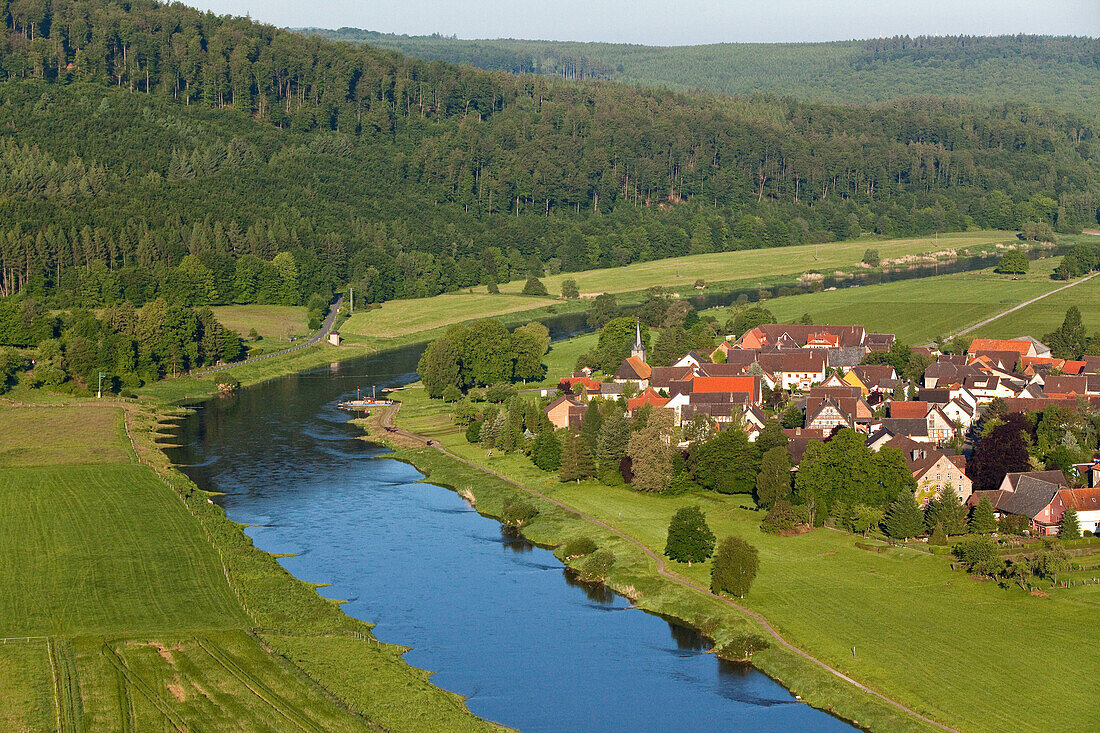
left=578, top=549, right=615, bottom=582
left=760, top=500, right=808, bottom=535
left=487, top=281, right=500, bottom=294
left=998, top=514, right=1029, bottom=536
left=561, top=536, right=598, bottom=559
left=861, top=248, right=880, bottom=267
left=501, top=498, right=539, bottom=527
left=464, top=420, right=483, bottom=443
left=952, top=536, right=1005, bottom=576
left=715, top=634, right=770, bottom=662
left=561, top=278, right=579, bottom=299
left=485, top=382, right=517, bottom=403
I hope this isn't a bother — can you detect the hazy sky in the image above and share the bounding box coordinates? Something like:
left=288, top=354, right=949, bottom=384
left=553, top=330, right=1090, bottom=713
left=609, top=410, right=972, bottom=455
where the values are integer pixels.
left=187, top=0, right=1099, bottom=45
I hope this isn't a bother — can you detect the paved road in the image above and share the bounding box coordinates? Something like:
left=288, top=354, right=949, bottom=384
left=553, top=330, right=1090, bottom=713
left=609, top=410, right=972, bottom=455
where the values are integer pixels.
left=191, top=295, right=344, bottom=378
left=379, top=403, right=956, bottom=733
left=930, top=272, right=1097, bottom=347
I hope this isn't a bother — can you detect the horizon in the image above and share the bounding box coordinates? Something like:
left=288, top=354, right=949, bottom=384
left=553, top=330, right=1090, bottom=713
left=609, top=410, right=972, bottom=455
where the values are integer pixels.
left=187, top=1, right=1100, bottom=46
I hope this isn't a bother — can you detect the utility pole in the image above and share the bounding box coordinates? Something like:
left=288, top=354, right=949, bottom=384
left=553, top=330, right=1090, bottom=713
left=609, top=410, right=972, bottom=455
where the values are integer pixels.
left=97, top=372, right=105, bottom=399
left=349, top=287, right=354, bottom=314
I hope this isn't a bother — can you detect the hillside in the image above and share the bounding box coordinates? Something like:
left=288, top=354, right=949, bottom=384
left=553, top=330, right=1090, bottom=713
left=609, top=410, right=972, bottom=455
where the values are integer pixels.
left=305, top=31, right=1100, bottom=118
left=0, top=2, right=1098, bottom=318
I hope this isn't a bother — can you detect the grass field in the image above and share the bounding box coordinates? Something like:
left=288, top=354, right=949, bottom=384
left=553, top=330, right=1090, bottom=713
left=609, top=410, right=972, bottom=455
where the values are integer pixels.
left=967, top=269, right=1100, bottom=340
left=390, top=386, right=1100, bottom=732
left=0, top=402, right=499, bottom=731
left=491, top=231, right=1016, bottom=296
left=341, top=292, right=561, bottom=339
left=707, top=257, right=1065, bottom=344
left=210, top=305, right=310, bottom=341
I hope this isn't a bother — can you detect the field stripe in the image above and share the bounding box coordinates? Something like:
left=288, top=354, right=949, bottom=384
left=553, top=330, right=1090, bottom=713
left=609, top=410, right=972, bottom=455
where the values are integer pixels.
left=100, top=644, right=187, bottom=732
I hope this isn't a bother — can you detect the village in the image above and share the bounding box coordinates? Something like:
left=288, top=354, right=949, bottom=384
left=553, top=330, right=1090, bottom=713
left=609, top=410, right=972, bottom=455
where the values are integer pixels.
left=542, top=320, right=1100, bottom=538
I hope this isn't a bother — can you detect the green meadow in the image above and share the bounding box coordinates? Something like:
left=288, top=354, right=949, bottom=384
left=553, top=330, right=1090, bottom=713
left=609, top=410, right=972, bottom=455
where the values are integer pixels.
left=0, top=403, right=498, bottom=732
left=967, top=269, right=1100, bottom=340
left=708, top=257, right=1065, bottom=344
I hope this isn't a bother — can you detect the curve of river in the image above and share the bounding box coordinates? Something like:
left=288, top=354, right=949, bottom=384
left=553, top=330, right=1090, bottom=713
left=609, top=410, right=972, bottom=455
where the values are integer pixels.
left=167, top=344, right=853, bottom=732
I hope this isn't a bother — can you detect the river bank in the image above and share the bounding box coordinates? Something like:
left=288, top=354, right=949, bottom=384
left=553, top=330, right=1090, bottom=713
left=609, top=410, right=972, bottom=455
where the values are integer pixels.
left=359, top=401, right=939, bottom=732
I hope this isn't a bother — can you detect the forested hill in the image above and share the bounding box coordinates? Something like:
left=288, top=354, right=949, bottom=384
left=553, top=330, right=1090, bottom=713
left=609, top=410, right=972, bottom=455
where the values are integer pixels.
left=0, top=1, right=1098, bottom=318
left=304, top=31, right=1100, bottom=118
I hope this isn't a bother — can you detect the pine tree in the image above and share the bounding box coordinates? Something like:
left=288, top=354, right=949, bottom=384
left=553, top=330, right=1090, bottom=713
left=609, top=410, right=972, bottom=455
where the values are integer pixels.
left=929, top=522, right=948, bottom=546
left=559, top=430, right=583, bottom=483
left=1060, top=507, right=1081, bottom=539
left=924, top=485, right=967, bottom=535
left=883, top=491, right=925, bottom=539
left=711, top=535, right=759, bottom=598
left=664, top=506, right=716, bottom=564
left=595, top=407, right=631, bottom=484
left=968, top=496, right=998, bottom=534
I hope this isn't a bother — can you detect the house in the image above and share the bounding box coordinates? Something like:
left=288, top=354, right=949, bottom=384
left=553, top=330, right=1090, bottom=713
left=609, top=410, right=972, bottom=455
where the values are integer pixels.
left=865, top=427, right=898, bottom=452
left=327, top=331, right=342, bottom=346
left=845, top=365, right=898, bottom=396
left=784, top=427, right=830, bottom=465
left=628, top=388, right=670, bottom=416
left=755, top=351, right=826, bottom=391
left=890, top=401, right=930, bottom=419
left=1083, top=355, right=1100, bottom=374
left=923, top=359, right=981, bottom=389
left=1010, top=336, right=1052, bottom=358
left=967, top=338, right=1039, bottom=358
left=649, top=366, right=695, bottom=392
left=883, top=436, right=971, bottom=506
left=1043, top=375, right=1100, bottom=397
left=1056, top=488, right=1100, bottom=534
left=545, top=395, right=586, bottom=429
left=805, top=398, right=854, bottom=433
left=969, top=350, right=1023, bottom=373
left=963, top=375, right=1020, bottom=403
left=590, top=382, right=624, bottom=401
left=673, top=350, right=714, bottom=368
left=879, top=418, right=931, bottom=443
left=865, top=333, right=896, bottom=352
left=613, top=356, right=652, bottom=389
left=805, top=385, right=873, bottom=428
left=887, top=402, right=957, bottom=442
left=559, top=375, right=602, bottom=394
left=677, top=375, right=761, bottom=404
left=968, top=471, right=1071, bottom=536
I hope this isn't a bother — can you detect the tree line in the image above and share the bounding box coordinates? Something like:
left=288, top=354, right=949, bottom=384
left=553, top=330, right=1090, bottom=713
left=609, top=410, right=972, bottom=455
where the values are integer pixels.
left=0, top=1, right=1098, bottom=309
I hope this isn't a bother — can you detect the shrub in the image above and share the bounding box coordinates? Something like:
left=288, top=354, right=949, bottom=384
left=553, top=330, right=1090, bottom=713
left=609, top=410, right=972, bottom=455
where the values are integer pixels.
left=715, top=634, right=770, bottom=662
left=487, top=281, right=500, bottom=294
left=464, top=420, right=483, bottom=444
left=760, top=500, right=808, bottom=535
left=501, top=498, right=539, bottom=527
left=998, top=514, right=1029, bottom=536
left=561, top=536, right=598, bottom=559
left=578, top=549, right=615, bottom=582
left=929, top=522, right=948, bottom=546
left=561, top=278, right=579, bottom=299
left=710, top=535, right=759, bottom=598
left=952, top=537, right=1005, bottom=577
left=485, top=382, right=517, bottom=403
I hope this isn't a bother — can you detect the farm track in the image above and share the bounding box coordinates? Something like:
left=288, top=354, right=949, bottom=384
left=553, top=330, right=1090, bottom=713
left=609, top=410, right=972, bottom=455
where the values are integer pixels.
left=48, top=637, right=83, bottom=733
left=381, top=402, right=958, bottom=733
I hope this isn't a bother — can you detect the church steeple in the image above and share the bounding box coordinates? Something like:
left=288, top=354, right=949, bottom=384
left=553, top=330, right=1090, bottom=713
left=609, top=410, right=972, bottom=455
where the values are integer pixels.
left=631, top=319, right=647, bottom=363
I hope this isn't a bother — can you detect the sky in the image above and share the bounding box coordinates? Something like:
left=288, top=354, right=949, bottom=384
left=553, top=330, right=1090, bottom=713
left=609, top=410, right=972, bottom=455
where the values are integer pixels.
left=186, top=0, right=1100, bottom=45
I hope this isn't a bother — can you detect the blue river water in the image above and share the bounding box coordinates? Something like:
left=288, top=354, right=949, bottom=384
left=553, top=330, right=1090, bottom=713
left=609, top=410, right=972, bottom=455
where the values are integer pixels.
left=167, top=349, right=853, bottom=732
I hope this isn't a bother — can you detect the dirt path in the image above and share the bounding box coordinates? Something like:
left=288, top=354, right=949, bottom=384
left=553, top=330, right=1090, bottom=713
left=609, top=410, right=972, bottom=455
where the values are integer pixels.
left=931, top=272, right=1097, bottom=346
left=380, top=404, right=956, bottom=732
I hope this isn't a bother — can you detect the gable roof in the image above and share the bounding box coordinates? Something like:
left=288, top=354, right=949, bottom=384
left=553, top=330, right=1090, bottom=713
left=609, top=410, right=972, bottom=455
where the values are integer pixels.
left=890, top=401, right=930, bottom=419
left=614, top=356, right=652, bottom=381
left=740, top=324, right=866, bottom=349
left=690, top=375, right=759, bottom=403
left=649, top=365, right=694, bottom=389
left=628, top=388, right=669, bottom=414
left=1058, top=488, right=1100, bottom=512
left=880, top=418, right=929, bottom=437
left=1002, top=470, right=1069, bottom=492
left=968, top=338, right=1035, bottom=356
left=993, top=481, right=1061, bottom=520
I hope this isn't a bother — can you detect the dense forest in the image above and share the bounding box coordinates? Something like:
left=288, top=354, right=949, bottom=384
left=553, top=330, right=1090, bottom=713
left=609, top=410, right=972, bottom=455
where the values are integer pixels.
left=0, top=1, right=1098, bottom=320
left=310, top=31, right=1100, bottom=119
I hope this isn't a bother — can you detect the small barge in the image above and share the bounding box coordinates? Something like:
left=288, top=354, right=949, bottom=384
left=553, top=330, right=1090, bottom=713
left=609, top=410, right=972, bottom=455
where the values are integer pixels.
left=338, top=386, right=394, bottom=412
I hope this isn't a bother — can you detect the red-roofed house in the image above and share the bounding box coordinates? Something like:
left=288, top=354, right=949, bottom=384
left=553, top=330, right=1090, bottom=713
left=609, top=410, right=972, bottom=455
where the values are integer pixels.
left=1057, top=488, right=1100, bottom=534
left=890, top=401, right=930, bottom=419
left=967, top=338, right=1037, bottom=357
left=545, top=395, right=586, bottom=429
left=613, top=356, right=652, bottom=388
left=688, top=375, right=761, bottom=404
left=628, top=388, right=669, bottom=416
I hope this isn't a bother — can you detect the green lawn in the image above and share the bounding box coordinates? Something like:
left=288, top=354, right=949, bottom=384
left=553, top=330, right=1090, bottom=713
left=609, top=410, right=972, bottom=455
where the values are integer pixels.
left=707, top=257, right=1065, bottom=344
left=0, top=405, right=133, bottom=467
left=493, top=230, right=1016, bottom=296
left=967, top=269, right=1100, bottom=341
left=391, top=386, right=1100, bottom=732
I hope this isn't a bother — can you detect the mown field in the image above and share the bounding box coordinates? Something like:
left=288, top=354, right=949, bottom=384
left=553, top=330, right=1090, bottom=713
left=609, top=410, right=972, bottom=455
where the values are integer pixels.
left=341, top=292, right=561, bottom=339
left=390, top=385, right=1100, bottom=732
left=209, top=305, right=310, bottom=341
left=967, top=269, right=1100, bottom=341
left=0, top=403, right=498, bottom=732
left=708, top=257, right=1065, bottom=344
left=491, top=231, right=1016, bottom=296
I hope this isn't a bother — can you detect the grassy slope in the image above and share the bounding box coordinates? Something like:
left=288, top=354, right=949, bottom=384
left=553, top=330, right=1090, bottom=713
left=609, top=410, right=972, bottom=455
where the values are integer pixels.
left=0, top=402, right=498, bottom=732
left=389, top=384, right=1100, bottom=732
left=708, top=257, right=1064, bottom=344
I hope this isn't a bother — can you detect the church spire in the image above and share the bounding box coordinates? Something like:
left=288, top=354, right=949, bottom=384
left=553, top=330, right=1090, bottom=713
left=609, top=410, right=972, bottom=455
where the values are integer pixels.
left=631, top=319, right=647, bottom=363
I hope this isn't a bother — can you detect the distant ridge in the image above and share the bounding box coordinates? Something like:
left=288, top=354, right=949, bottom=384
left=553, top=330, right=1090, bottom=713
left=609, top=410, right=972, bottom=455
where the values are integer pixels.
left=300, top=30, right=1100, bottom=116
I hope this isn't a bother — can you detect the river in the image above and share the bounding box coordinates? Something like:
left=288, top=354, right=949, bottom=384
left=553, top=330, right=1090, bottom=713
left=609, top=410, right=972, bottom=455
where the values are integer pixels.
left=166, top=344, right=854, bottom=732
